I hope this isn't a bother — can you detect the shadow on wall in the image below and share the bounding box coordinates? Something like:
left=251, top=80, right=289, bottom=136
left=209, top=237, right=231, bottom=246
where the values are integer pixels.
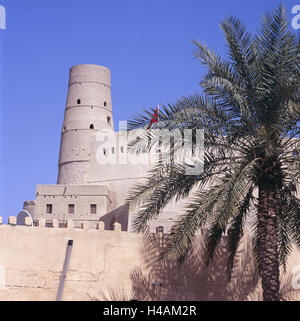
left=96, top=228, right=299, bottom=301
left=129, top=229, right=259, bottom=301
left=100, top=203, right=129, bottom=231
left=132, top=229, right=299, bottom=301
left=96, top=228, right=259, bottom=301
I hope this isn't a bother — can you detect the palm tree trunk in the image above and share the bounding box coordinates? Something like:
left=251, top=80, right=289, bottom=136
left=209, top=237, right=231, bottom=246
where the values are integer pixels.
left=257, top=181, right=280, bottom=301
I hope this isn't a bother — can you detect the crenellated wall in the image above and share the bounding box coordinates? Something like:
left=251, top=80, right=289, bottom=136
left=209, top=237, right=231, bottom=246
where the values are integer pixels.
left=0, top=217, right=299, bottom=301
left=15, top=63, right=300, bottom=301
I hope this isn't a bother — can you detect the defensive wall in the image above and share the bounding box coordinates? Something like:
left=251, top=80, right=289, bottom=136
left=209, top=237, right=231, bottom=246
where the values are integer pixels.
left=0, top=216, right=299, bottom=301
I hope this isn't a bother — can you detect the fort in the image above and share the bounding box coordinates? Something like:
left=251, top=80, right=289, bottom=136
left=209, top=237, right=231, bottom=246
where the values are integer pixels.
left=0, top=64, right=299, bottom=301
left=20, top=64, right=191, bottom=233
left=0, top=216, right=299, bottom=300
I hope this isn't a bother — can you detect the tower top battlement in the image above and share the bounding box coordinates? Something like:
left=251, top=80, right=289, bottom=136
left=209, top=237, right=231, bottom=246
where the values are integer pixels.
left=68, top=64, right=111, bottom=87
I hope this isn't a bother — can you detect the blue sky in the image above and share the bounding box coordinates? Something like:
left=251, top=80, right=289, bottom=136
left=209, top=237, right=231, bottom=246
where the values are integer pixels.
left=0, top=0, right=298, bottom=222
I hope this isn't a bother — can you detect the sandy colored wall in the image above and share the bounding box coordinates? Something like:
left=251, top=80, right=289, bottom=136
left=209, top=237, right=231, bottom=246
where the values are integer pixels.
left=33, top=185, right=112, bottom=225
left=0, top=222, right=144, bottom=301
left=0, top=220, right=299, bottom=301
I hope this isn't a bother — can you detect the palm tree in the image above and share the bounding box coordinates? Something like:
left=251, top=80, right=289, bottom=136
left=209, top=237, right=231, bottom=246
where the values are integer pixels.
left=127, top=4, right=300, bottom=301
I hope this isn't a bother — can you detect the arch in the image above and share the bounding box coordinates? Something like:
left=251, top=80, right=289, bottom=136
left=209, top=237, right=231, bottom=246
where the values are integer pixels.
left=77, top=99, right=81, bottom=104
left=17, top=210, right=34, bottom=227
left=90, top=124, right=94, bottom=129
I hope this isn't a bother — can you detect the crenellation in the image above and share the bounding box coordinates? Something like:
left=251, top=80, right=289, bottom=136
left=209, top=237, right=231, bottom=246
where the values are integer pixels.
left=24, top=200, right=35, bottom=206
left=38, top=219, right=46, bottom=227
left=52, top=219, right=58, bottom=228
left=81, top=221, right=89, bottom=229
left=24, top=217, right=32, bottom=226
left=97, top=221, right=105, bottom=230
left=0, top=221, right=222, bottom=237
left=8, top=216, right=17, bottom=225
left=113, top=222, right=122, bottom=232
left=66, top=219, right=74, bottom=229
left=1, top=219, right=174, bottom=235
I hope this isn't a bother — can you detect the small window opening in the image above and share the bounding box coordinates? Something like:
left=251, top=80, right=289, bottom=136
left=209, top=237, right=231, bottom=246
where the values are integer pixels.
left=90, top=204, right=97, bottom=214
left=90, top=124, right=94, bottom=129
left=120, top=146, right=124, bottom=153
left=68, top=204, right=75, bottom=214
left=77, top=99, right=81, bottom=104
left=103, top=148, right=107, bottom=155
left=107, top=116, right=111, bottom=124
left=46, top=204, right=52, bottom=214
left=111, top=147, right=115, bottom=154
left=64, top=126, right=66, bottom=131
left=104, top=101, right=107, bottom=107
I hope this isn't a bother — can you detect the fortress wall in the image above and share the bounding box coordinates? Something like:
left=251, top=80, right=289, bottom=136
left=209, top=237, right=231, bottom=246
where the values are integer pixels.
left=0, top=222, right=144, bottom=301
left=30, top=185, right=112, bottom=227
left=23, top=201, right=35, bottom=217
left=0, top=218, right=299, bottom=301
left=88, top=130, right=155, bottom=208
left=87, top=130, right=193, bottom=231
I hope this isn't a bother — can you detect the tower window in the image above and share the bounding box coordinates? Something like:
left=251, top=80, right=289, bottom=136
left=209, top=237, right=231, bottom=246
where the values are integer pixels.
left=77, top=99, right=81, bottom=104
left=46, top=204, right=52, bottom=214
left=103, top=148, right=107, bottom=155
left=104, top=101, right=107, bottom=107
left=68, top=204, right=75, bottom=214
left=64, top=126, right=66, bottom=131
left=107, top=116, right=111, bottom=124
left=120, top=146, right=124, bottom=153
left=90, top=124, right=94, bottom=129
left=90, top=204, right=97, bottom=214
left=111, top=147, right=115, bottom=154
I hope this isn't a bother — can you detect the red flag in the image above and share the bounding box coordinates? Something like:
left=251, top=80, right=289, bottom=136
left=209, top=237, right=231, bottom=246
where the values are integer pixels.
left=147, top=105, right=159, bottom=130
